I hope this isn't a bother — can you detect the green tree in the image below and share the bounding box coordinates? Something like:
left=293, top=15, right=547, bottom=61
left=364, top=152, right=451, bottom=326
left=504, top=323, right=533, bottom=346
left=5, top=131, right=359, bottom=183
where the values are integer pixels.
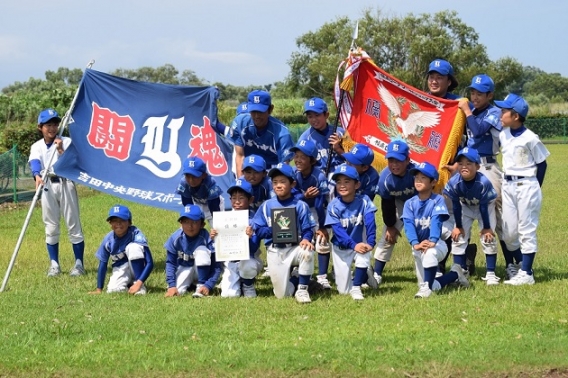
left=111, top=64, right=206, bottom=85
left=524, top=72, right=568, bottom=101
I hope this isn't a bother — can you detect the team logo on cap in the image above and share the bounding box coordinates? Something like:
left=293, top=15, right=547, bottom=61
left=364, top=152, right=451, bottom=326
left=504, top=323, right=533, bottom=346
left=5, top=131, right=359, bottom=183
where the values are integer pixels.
left=418, top=163, right=426, bottom=168
left=351, top=146, right=358, bottom=154
left=340, top=165, right=347, bottom=172
left=236, top=179, right=242, bottom=186
left=299, top=140, right=306, bottom=146
left=253, top=96, right=261, bottom=104
left=309, top=99, right=315, bottom=106
left=392, top=144, right=399, bottom=151
left=475, top=77, right=482, bottom=84
left=434, top=60, right=441, bottom=67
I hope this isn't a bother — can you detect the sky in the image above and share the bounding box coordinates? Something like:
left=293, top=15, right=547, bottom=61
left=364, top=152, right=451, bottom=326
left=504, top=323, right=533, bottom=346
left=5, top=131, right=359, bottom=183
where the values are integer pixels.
left=1, top=0, right=567, bottom=90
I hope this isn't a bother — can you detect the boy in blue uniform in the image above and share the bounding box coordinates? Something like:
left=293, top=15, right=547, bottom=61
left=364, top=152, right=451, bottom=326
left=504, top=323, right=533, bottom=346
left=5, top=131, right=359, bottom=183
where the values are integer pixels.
left=342, top=143, right=379, bottom=201
left=176, top=156, right=224, bottom=223
left=297, top=97, right=346, bottom=172
left=444, top=148, right=499, bottom=284
left=373, top=140, right=415, bottom=286
left=325, top=165, right=377, bottom=300
left=164, top=205, right=223, bottom=297
left=402, top=162, right=469, bottom=298
left=495, top=94, right=550, bottom=285
left=229, top=90, right=294, bottom=175
left=213, top=179, right=263, bottom=298
left=241, top=154, right=274, bottom=214
left=252, top=163, right=317, bottom=303
left=290, top=139, right=331, bottom=289
left=90, top=205, right=154, bottom=295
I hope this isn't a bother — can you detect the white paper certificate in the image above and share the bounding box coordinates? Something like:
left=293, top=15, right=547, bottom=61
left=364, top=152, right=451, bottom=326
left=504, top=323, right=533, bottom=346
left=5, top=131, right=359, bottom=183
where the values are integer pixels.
left=212, top=210, right=250, bottom=262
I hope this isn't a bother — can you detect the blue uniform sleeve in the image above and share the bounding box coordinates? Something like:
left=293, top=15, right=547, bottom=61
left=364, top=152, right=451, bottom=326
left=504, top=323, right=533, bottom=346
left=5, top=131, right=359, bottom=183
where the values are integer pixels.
left=96, top=260, right=108, bottom=290
left=479, top=202, right=491, bottom=230
left=136, top=247, right=154, bottom=283
left=29, top=159, right=42, bottom=177
left=452, top=199, right=463, bottom=229
left=315, top=195, right=326, bottom=229
left=249, top=235, right=261, bottom=258
left=252, top=205, right=272, bottom=240
left=203, top=254, right=223, bottom=291
left=403, top=218, right=419, bottom=247
left=536, top=160, right=547, bottom=187
left=207, top=197, right=221, bottom=213
left=428, top=214, right=444, bottom=243
left=165, top=250, right=179, bottom=288
left=298, top=203, right=315, bottom=241
left=331, top=223, right=357, bottom=249
left=278, top=132, right=294, bottom=163
left=364, top=211, right=377, bottom=248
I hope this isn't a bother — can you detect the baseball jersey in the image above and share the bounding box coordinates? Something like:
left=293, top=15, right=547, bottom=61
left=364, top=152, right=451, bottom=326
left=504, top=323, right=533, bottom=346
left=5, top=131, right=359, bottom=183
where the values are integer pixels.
left=358, top=166, right=380, bottom=200
left=28, top=136, right=72, bottom=176
left=465, top=105, right=502, bottom=157
left=294, top=166, right=329, bottom=228
left=377, top=163, right=416, bottom=202
left=176, top=175, right=223, bottom=209
left=229, top=113, right=294, bottom=167
left=297, top=124, right=346, bottom=171
left=244, top=176, right=274, bottom=214
left=444, top=93, right=460, bottom=100
left=443, top=172, right=497, bottom=229
left=325, top=194, right=377, bottom=248
left=164, top=228, right=221, bottom=289
left=252, top=196, right=316, bottom=245
left=499, top=126, right=550, bottom=177
left=402, top=193, right=449, bottom=246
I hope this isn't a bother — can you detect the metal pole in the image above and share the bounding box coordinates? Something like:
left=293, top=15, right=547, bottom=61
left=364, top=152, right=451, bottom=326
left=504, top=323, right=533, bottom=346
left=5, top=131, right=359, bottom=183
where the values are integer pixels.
left=1, top=59, right=95, bottom=293
left=12, top=144, right=17, bottom=203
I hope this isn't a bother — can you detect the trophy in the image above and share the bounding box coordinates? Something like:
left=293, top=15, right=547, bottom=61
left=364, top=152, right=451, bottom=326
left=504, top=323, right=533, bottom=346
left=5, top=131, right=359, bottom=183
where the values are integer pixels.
left=271, top=207, right=298, bottom=244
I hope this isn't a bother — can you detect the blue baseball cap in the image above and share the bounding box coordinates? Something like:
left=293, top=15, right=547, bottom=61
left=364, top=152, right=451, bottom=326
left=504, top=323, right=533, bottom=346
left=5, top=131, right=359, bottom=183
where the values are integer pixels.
left=236, top=102, right=249, bottom=115
left=38, top=108, right=61, bottom=124
left=242, top=154, right=267, bottom=172
left=182, top=156, right=207, bottom=177
left=107, top=205, right=132, bottom=221
left=178, top=205, right=204, bottom=222
left=303, top=97, right=328, bottom=114
left=247, top=90, right=272, bottom=112
left=331, top=164, right=359, bottom=182
left=343, top=144, right=374, bottom=166
left=410, top=162, right=439, bottom=181
left=468, top=74, right=495, bottom=93
left=227, top=178, right=254, bottom=196
left=456, top=147, right=481, bottom=164
left=268, top=163, right=295, bottom=181
left=427, top=59, right=458, bottom=91
left=385, top=140, right=410, bottom=161
left=290, top=139, right=318, bottom=159
left=495, top=93, right=529, bottom=118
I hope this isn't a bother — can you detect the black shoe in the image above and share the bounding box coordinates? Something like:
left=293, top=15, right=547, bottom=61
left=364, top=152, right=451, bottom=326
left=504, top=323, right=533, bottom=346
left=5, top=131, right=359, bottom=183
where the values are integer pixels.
left=465, top=243, right=477, bottom=275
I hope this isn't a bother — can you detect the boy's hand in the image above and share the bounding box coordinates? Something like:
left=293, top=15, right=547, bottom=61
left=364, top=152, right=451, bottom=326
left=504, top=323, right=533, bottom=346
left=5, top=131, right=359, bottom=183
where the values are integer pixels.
left=299, top=239, right=314, bottom=251
left=451, top=227, right=465, bottom=242
left=444, top=162, right=459, bottom=175
left=329, top=133, right=345, bottom=154
left=34, top=175, right=44, bottom=189
left=128, top=280, right=143, bottom=294
left=354, top=242, right=372, bottom=254
left=210, top=229, right=218, bottom=239
left=165, top=287, right=179, bottom=297
left=458, top=98, right=472, bottom=116
left=245, top=226, right=254, bottom=238
left=196, top=285, right=209, bottom=296
left=89, top=288, right=103, bottom=295
left=385, top=226, right=400, bottom=244
left=415, top=240, right=435, bottom=252
left=303, top=186, right=319, bottom=199
left=480, top=228, right=495, bottom=243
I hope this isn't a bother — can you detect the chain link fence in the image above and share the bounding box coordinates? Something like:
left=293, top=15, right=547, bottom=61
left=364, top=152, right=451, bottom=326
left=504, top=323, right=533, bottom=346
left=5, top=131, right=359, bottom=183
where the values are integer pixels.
left=0, top=145, right=35, bottom=204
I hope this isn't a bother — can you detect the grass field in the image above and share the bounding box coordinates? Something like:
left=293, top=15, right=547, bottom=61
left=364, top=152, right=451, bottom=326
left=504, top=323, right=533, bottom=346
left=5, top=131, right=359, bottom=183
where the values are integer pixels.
left=1, top=145, right=567, bottom=377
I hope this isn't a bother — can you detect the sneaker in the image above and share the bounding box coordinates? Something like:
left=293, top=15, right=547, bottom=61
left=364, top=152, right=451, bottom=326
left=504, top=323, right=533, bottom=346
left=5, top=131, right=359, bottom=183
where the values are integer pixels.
left=261, top=267, right=270, bottom=278
left=506, top=263, right=520, bottom=280
left=350, top=285, right=364, bottom=300
left=366, top=267, right=378, bottom=289
left=242, top=283, right=257, bottom=298
left=414, top=282, right=432, bottom=298
left=192, top=284, right=205, bottom=298
left=69, top=264, right=85, bottom=277
left=134, top=284, right=147, bottom=295
left=450, top=264, right=470, bottom=288
left=295, top=284, right=311, bottom=303
left=47, top=265, right=61, bottom=277
left=504, top=270, right=535, bottom=286
left=465, top=243, right=477, bottom=275
left=316, top=274, right=332, bottom=290
left=481, top=272, right=500, bottom=286
left=373, top=272, right=383, bottom=287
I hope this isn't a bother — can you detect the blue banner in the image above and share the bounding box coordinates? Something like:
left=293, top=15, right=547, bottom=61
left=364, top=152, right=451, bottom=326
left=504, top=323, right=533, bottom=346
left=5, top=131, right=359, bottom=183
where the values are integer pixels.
left=54, top=69, right=235, bottom=211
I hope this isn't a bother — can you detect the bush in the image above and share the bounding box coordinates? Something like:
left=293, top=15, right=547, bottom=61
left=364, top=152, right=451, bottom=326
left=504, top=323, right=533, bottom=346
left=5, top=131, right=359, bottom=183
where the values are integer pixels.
left=1, top=121, right=39, bottom=158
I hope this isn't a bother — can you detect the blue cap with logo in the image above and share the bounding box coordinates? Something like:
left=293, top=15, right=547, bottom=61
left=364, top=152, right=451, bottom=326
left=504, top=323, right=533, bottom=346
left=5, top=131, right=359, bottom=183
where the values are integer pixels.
left=343, top=144, right=374, bottom=166
left=38, top=108, right=61, bottom=124
left=468, top=74, right=495, bottom=93
left=410, top=161, right=439, bottom=181
left=427, top=59, right=458, bottom=91
left=178, top=204, right=205, bottom=222
left=227, top=178, right=254, bottom=196
left=385, top=140, right=410, bottom=161
left=268, top=163, right=296, bottom=181
left=247, top=90, right=272, bottom=113
left=236, top=102, right=249, bottom=115
left=290, top=139, right=318, bottom=159
left=242, top=154, right=267, bottom=172
left=182, top=156, right=207, bottom=177
left=331, top=164, right=359, bottom=182
left=456, top=147, right=481, bottom=164
left=107, top=204, right=132, bottom=221
left=494, top=93, right=529, bottom=118
left=303, top=97, right=328, bottom=114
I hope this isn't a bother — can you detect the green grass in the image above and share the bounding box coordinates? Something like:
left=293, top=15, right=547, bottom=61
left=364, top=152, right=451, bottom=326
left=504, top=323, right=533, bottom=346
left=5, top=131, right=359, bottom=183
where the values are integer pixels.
left=1, top=146, right=568, bottom=377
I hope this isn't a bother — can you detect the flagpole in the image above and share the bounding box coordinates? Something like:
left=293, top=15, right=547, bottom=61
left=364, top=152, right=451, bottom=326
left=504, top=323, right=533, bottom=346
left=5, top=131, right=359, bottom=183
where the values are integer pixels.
left=324, top=22, right=359, bottom=177
left=0, top=59, right=95, bottom=293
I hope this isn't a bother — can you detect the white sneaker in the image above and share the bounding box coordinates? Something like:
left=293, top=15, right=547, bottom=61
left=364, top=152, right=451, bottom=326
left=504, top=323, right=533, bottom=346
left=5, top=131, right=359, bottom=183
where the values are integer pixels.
left=350, top=285, right=364, bottom=300
left=506, top=263, right=520, bottom=280
left=69, top=264, right=85, bottom=277
left=366, top=267, right=378, bottom=289
left=316, top=274, right=332, bottom=290
left=134, top=284, right=147, bottom=295
left=414, top=282, right=432, bottom=298
left=450, top=264, right=470, bottom=288
left=481, top=272, right=500, bottom=286
left=373, top=272, right=383, bottom=287
left=47, top=265, right=61, bottom=277
left=295, top=284, right=311, bottom=303
left=504, top=270, right=535, bottom=285
left=242, top=283, right=257, bottom=298
left=192, top=284, right=205, bottom=298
